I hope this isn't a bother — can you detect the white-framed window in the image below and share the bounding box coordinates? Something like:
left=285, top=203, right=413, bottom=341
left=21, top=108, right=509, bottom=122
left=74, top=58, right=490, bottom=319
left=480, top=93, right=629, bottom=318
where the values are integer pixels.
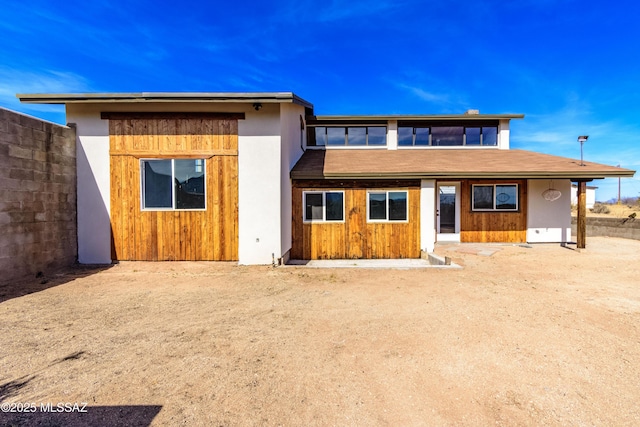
left=141, top=158, right=206, bottom=210
left=367, top=190, right=408, bottom=222
left=472, top=184, right=518, bottom=211
left=303, top=191, right=344, bottom=222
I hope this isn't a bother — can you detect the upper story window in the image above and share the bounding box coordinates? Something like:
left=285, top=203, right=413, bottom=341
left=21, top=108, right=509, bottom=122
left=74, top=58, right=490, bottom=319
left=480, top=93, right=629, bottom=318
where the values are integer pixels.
left=398, top=124, right=498, bottom=147
left=141, top=159, right=206, bottom=210
left=310, top=126, right=387, bottom=146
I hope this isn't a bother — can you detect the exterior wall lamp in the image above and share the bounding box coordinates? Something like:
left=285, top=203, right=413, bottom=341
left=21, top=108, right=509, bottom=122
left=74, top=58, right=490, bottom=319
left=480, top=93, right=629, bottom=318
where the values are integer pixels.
left=578, top=135, right=589, bottom=166
left=253, top=103, right=262, bottom=111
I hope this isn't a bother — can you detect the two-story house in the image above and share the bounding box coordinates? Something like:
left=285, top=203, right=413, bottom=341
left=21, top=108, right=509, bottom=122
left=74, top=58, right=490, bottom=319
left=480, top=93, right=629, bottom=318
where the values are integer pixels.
left=18, top=92, right=634, bottom=265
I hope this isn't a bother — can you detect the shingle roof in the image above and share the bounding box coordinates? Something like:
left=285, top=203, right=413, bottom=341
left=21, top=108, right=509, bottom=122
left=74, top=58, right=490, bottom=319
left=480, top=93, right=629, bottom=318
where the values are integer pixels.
left=290, top=149, right=635, bottom=180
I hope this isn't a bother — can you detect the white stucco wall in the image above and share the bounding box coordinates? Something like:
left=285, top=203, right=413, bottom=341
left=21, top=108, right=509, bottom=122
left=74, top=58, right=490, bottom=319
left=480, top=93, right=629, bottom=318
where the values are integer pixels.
left=231, top=103, right=283, bottom=265
left=67, top=106, right=111, bottom=264
left=526, top=179, right=572, bottom=243
left=387, top=120, right=398, bottom=150
left=420, top=180, right=436, bottom=252
left=498, top=119, right=510, bottom=149
left=279, top=103, right=305, bottom=261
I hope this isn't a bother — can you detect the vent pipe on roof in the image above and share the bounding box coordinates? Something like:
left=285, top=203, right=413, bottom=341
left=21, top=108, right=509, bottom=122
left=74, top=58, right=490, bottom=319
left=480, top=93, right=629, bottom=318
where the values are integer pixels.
left=464, top=109, right=480, bottom=115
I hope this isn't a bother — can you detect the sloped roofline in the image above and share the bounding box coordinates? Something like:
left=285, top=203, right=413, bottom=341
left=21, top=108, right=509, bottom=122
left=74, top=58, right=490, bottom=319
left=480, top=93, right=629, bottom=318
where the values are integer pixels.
left=17, top=92, right=314, bottom=109
left=290, top=149, right=635, bottom=180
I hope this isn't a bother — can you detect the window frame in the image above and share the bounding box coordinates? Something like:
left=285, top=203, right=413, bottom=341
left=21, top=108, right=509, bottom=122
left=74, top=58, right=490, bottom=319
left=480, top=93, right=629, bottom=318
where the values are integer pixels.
left=397, top=125, right=499, bottom=147
left=471, top=184, right=519, bottom=212
left=309, top=126, right=388, bottom=147
left=302, top=191, right=345, bottom=223
left=366, top=190, right=409, bottom=223
left=140, top=158, right=207, bottom=211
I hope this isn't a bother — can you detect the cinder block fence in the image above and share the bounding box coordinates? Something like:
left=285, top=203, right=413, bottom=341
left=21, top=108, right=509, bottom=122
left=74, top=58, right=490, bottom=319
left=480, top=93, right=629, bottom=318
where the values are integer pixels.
left=0, top=107, right=77, bottom=284
left=571, top=216, right=640, bottom=241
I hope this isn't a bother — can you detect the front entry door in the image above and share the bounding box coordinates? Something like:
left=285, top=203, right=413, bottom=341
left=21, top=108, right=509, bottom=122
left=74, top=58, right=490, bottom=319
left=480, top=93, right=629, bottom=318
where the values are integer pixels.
left=437, top=183, right=460, bottom=242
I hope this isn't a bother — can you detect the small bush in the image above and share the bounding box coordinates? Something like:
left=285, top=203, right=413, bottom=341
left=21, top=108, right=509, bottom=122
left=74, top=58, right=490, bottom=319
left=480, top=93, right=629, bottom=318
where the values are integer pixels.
left=590, top=203, right=611, bottom=214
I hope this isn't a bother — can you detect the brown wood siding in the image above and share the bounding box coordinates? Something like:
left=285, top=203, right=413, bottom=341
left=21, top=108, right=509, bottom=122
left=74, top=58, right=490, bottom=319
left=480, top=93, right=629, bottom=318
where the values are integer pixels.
left=291, top=182, right=421, bottom=259
left=459, top=179, right=527, bottom=243
left=109, top=117, right=238, bottom=261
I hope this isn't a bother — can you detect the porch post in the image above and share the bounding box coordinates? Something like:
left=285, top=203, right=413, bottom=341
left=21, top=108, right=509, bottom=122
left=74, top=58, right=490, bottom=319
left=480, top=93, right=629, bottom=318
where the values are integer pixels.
left=576, top=180, right=587, bottom=249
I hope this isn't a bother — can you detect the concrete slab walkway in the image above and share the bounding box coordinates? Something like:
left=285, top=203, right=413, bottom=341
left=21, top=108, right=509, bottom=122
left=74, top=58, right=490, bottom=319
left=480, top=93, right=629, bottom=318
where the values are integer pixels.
left=435, top=243, right=504, bottom=256
left=286, top=258, right=460, bottom=269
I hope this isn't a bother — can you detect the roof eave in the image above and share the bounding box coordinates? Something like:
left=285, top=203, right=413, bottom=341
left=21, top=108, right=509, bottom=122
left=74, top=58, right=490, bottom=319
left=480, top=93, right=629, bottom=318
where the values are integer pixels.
left=309, top=114, right=525, bottom=121
left=292, top=171, right=636, bottom=180
left=17, top=92, right=314, bottom=109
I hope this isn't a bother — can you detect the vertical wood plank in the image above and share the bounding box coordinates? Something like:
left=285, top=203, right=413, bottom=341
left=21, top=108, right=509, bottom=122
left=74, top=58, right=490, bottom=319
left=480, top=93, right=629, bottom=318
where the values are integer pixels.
left=109, top=117, right=239, bottom=261
left=291, top=185, right=421, bottom=260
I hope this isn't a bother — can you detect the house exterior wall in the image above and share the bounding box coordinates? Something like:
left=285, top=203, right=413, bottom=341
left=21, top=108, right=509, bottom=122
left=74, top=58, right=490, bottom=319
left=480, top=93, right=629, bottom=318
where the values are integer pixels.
left=279, top=103, right=306, bottom=262
left=68, top=102, right=287, bottom=265
left=237, top=103, right=282, bottom=265
left=420, top=180, right=436, bottom=252
left=459, top=179, right=528, bottom=243
left=108, top=115, right=239, bottom=261
left=67, top=105, right=110, bottom=264
left=527, top=179, right=571, bottom=243
left=0, top=108, right=77, bottom=283
left=291, top=180, right=421, bottom=259
left=498, top=119, right=510, bottom=149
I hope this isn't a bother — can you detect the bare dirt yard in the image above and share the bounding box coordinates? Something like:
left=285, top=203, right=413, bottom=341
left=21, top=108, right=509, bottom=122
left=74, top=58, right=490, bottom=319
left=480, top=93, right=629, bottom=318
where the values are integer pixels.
left=1, top=236, right=639, bottom=426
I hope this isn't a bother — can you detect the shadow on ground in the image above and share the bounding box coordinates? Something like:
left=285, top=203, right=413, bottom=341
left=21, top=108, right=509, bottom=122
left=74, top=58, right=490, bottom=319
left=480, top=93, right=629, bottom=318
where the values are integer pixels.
left=0, top=405, right=162, bottom=427
left=0, top=264, right=113, bottom=304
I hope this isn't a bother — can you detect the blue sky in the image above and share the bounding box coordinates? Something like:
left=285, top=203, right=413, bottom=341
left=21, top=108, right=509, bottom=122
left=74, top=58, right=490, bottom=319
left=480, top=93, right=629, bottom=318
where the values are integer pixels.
left=2, top=0, right=639, bottom=201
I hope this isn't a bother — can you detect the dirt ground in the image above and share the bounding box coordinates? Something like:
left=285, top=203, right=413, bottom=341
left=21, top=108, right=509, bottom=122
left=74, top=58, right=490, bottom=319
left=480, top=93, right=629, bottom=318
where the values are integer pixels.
left=1, top=237, right=639, bottom=426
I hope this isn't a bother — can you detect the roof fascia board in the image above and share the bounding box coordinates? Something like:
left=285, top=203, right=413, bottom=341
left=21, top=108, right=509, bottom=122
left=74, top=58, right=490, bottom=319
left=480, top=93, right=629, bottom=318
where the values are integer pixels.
left=291, top=171, right=635, bottom=180
left=309, top=114, right=525, bottom=121
left=17, top=92, right=314, bottom=109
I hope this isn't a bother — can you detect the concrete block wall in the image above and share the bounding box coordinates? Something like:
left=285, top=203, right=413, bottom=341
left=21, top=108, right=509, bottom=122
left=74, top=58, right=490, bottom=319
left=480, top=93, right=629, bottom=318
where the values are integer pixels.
left=0, top=107, right=77, bottom=284
left=571, top=216, right=640, bottom=241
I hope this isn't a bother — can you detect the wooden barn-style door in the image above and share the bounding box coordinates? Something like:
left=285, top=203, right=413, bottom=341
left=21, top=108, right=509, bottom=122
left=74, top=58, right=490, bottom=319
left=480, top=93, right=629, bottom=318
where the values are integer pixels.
left=105, top=112, right=242, bottom=261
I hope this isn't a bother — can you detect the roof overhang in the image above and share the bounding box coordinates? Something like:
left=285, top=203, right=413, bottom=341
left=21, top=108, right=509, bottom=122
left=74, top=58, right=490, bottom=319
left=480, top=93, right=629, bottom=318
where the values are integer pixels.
left=17, top=92, right=314, bottom=109
left=307, top=114, right=524, bottom=123
left=290, top=149, right=635, bottom=181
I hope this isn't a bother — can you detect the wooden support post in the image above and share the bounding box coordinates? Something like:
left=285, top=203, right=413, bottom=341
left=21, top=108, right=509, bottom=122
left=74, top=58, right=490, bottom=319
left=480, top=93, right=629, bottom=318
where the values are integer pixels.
left=576, top=181, right=587, bottom=249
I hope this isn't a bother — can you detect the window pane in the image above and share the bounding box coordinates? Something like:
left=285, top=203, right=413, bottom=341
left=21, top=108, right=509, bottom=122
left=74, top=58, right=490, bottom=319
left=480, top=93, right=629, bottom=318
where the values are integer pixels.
left=398, top=127, right=413, bottom=146
left=367, top=127, right=387, bottom=146
left=143, top=160, right=172, bottom=208
left=313, top=127, right=326, bottom=146
left=347, top=127, right=366, bottom=146
left=482, top=127, right=498, bottom=146
left=325, top=192, right=344, bottom=221
left=305, top=193, right=323, bottom=220
left=473, top=186, right=494, bottom=210
left=175, top=159, right=205, bottom=209
left=415, top=128, right=430, bottom=145
left=466, top=127, right=481, bottom=145
left=388, top=191, right=407, bottom=221
left=327, top=127, right=346, bottom=145
left=369, top=193, right=387, bottom=220
left=496, top=185, right=517, bottom=210
left=432, top=126, right=464, bottom=146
